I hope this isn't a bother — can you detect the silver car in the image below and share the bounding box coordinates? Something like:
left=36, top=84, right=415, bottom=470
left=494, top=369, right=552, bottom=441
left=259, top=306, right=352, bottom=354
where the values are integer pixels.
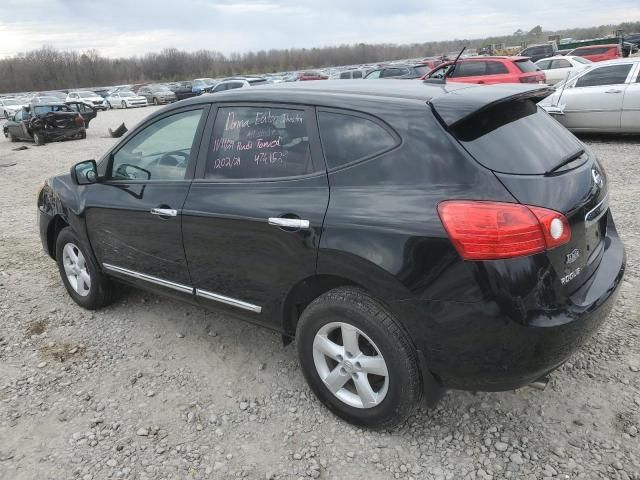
left=539, top=58, right=640, bottom=133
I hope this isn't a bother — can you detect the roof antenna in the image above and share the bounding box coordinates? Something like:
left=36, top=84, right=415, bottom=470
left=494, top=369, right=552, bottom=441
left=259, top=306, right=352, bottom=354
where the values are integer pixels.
left=423, top=46, right=466, bottom=85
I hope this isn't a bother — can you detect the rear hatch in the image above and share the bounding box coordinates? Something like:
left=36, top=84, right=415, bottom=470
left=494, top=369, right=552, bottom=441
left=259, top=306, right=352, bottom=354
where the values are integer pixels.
left=430, top=85, right=608, bottom=294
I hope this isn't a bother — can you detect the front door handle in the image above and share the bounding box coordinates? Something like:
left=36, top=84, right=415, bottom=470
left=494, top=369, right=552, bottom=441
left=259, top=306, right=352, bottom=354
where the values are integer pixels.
left=268, top=217, right=310, bottom=229
left=151, top=208, right=177, bottom=217
left=604, top=89, right=622, bottom=94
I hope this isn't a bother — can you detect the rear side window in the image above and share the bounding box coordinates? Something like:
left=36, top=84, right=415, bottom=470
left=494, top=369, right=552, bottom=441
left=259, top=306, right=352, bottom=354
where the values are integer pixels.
left=318, top=111, right=398, bottom=169
left=352, top=70, right=363, bottom=79
left=382, top=68, right=408, bottom=78
left=340, top=72, right=351, bottom=79
left=486, top=61, right=509, bottom=74
left=206, top=106, right=314, bottom=180
left=451, top=62, right=486, bottom=77
left=551, top=59, right=571, bottom=69
left=537, top=60, right=551, bottom=70
left=575, top=64, right=632, bottom=87
left=514, top=59, right=539, bottom=72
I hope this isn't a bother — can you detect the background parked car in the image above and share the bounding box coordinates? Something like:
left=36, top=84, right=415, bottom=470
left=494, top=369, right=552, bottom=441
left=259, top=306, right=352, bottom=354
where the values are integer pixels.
left=518, top=43, right=557, bottom=62
left=192, top=78, right=217, bottom=94
left=137, top=84, right=177, bottom=105
left=535, top=55, right=592, bottom=84
left=31, top=95, right=63, bottom=104
left=539, top=58, right=640, bottom=133
left=422, top=57, right=545, bottom=84
left=4, top=103, right=85, bottom=145
left=168, top=81, right=197, bottom=100
left=105, top=91, right=148, bottom=109
left=66, top=91, right=108, bottom=110
left=297, top=71, right=329, bottom=81
left=365, top=64, right=426, bottom=79
left=569, top=44, right=622, bottom=62
left=210, top=77, right=269, bottom=93
left=1, top=97, right=28, bottom=118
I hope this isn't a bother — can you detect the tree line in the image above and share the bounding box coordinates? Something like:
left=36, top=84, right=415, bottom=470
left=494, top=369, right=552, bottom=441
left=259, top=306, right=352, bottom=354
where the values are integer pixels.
left=0, top=21, right=638, bottom=94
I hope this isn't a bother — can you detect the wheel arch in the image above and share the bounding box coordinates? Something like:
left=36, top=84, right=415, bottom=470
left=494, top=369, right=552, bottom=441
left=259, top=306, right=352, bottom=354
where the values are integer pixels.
left=281, top=274, right=361, bottom=342
left=47, top=215, right=69, bottom=260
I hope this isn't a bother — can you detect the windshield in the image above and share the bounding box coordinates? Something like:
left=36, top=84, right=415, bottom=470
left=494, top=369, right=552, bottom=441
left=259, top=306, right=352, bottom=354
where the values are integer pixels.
left=34, top=105, right=72, bottom=114
left=450, top=100, right=583, bottom=175
left=153, top=85, right=171, bottom=92
left=34, top=96, right=60, bottom=103
left=119, top=92, right=134, bottom=97
left=78, top=92, right=97, bottom=98
left=2, top=99, right=21, bottom=105
left=514, top=59, right=539, bottom=73
left=574, top=57, right=592, bottom=64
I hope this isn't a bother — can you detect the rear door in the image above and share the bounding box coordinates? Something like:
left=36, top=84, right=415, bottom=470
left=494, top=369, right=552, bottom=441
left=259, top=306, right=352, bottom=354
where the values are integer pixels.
left=182, top=104, right=329, bottom=326
left=561, top=63, right=634, bottom=130
left=621, top=63, right=640, bottom=132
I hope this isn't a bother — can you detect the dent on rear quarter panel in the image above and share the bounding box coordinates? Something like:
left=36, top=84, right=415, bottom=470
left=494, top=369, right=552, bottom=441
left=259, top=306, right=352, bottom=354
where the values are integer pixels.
left=316, top=100, right=515, bottom=303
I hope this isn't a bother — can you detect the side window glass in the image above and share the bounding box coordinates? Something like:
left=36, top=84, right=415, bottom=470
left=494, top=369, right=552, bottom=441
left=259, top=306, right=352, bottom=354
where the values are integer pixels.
left=366, top=70, right=381, bottom=79
left=353, top=71, right=363, bottom=79
left=111, top=109, right=203, bottom=181
left=205, top=107, right=314, bottom=180
left=575, top=65, right=632, bottom=88
left=552, top=59, right=571, bottom=69
left=68, top=103, right=79, bottom=112
left=318, top=111, right=398, bottom=169
left=340, top=72, right=350, bottom=79
left=537, top=60, right=551, bottom=70
left=486, top=62, right=508, bottom=74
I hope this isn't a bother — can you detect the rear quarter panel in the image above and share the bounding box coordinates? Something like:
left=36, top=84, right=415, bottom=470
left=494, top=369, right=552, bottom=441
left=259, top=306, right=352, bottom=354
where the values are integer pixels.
left=317, top=100, right=515, bottom=302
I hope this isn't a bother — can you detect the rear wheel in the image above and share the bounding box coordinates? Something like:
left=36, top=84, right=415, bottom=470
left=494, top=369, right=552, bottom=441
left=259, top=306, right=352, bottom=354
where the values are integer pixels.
left=296, top=287, right=423, bottom=429
left=55, top=228, right=115, bottom=310
left=153, top=97, right=159, bottom=106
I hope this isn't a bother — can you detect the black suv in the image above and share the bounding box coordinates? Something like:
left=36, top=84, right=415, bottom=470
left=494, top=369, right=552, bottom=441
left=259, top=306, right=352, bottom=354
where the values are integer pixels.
left=519, top=43, right=557, bottom=62
left=38, top=80, right=625, bottom=428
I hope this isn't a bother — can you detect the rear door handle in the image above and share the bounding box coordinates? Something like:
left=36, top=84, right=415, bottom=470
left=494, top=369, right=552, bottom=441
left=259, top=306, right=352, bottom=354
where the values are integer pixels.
left=605, top=89, right=622, bottom=93
left=150, top=208, right=177, bottom=217
left=268, top=217, right=310, bottom=229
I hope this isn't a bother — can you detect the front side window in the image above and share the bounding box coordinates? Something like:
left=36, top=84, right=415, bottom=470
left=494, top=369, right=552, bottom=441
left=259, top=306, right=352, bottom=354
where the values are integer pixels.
left=205, top=106, right=314, bottom=180
left=382, top=68, right=408, bottom=78
left=213, top=84, right=228, bottom=93
left=111, top=109, right=203, bottom=181
left=352, top=70, right=363, bottom=79
left=318, top=111, right=398, bottom=169
left=575, top=64, right=632, bottom=88
left=365, top=70, right=381, bottom=79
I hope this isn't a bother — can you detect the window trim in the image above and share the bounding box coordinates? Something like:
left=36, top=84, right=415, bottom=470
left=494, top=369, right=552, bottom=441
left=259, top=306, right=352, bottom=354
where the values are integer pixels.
left=103, top=104, right=210, bottom=184
left=193, top=102, right=327, bottom=184
left=316, top=107, right=402, bottom=172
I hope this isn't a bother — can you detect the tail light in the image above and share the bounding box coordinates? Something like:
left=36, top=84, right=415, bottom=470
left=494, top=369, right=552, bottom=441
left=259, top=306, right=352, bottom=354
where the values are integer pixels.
left=438, top=201, right=571, bottom=260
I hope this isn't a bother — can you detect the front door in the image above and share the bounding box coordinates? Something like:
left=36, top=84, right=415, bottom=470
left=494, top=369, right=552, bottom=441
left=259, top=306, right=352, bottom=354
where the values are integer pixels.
left=562, top=63, right=633, bottom=130
left=182, top=104, right=329, bottom=326
left=85, top=106, right=209, bottom=290
left=621, top=64, right=640, bottom=132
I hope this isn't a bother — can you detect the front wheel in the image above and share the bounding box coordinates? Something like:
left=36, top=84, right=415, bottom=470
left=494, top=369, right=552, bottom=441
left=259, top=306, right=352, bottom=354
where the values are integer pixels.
left=296, top=287, right=424, bottom=429
left=55, top=227, right=115, bottom=310
left=33, top=131, right=45, bottom=146
left=121, top=101, right=127, bottom=109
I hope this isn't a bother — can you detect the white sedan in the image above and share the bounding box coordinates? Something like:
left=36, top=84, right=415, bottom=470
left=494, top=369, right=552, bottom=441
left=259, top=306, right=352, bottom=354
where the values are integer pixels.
left=67, top=91, right=108, bottom=110
left=539, top=58, right=640, bottom=133
left=105, top=91, right=148, bottom=109
left=0, top=98, right=28, bottom=118
left=535, top=56, right=592, bottom=85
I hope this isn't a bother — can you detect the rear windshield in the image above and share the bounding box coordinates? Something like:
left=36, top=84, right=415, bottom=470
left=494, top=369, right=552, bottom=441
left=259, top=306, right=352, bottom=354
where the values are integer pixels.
left=514, top=59, right=539, bottom=72
left=451, top=99, right=583, bottom=174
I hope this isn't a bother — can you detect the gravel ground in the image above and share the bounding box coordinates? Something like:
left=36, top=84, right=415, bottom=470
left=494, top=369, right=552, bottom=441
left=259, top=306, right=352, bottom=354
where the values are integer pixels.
left=0, top=107, right=638, bottom=480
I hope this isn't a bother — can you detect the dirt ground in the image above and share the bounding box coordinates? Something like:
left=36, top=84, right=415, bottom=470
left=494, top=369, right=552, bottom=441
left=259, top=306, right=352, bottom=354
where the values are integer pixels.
left=0, top=106, right=638, bottom=480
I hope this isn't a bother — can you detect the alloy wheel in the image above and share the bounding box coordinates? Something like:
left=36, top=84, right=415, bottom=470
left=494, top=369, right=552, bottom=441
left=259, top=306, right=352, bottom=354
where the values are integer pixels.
left=312, top=321, right=389, bottom=408
left=62, top=243, right=91, bottom=296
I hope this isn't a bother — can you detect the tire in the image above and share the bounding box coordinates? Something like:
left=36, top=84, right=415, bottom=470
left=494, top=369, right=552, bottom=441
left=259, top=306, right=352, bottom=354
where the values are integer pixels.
left=33, top=132, right=45, bottom=146
left=55, top=227, right=115, bottom=310
left=121, top=101, right=127, bottom=109
left=153, top=97, right=159, bottom=106
left=296, top=287, right=423, bottom=429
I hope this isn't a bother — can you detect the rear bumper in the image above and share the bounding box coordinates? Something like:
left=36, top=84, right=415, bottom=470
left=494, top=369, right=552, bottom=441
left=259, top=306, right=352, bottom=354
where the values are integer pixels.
left=391, top=215, right=625, bottom=391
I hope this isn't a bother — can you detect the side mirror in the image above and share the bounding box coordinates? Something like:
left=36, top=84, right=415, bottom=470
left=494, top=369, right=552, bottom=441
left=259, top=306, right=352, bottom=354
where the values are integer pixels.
left=71, top=159, right=99, bottom=185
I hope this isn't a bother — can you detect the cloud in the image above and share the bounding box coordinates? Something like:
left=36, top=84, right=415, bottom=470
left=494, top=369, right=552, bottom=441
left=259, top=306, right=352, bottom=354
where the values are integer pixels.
left=0, top=0, right=637, bottom=58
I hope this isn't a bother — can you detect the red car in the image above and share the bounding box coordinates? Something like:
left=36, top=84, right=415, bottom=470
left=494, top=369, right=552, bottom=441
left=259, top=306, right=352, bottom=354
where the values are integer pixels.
left=297, top=71, right=329, bottom=81
left=421, top=56, right=546, bottom=84
left=569, top=44, right=622, bottom=62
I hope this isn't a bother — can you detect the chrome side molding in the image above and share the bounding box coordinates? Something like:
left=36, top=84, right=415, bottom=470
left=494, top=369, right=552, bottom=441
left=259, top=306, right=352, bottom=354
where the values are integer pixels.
left=102, top=263, right=262, bottom=314
left=585, top=194, right=609, bottom=227
left=102, top=263, right=193, bottom=294
left=195, top=288, right=262, bottom=313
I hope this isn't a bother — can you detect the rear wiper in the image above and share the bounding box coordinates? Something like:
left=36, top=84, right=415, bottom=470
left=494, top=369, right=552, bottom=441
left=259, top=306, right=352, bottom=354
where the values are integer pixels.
left=547, top=149, right=586, bottom=174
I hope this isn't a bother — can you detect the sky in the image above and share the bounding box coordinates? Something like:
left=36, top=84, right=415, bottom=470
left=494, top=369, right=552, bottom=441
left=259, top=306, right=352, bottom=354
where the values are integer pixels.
left=0, top=0, right=638, bottom=58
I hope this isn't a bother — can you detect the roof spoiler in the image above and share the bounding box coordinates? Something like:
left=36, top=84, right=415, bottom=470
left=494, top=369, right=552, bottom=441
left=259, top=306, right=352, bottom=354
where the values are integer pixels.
left=429, top=84, right=554, bottom=128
